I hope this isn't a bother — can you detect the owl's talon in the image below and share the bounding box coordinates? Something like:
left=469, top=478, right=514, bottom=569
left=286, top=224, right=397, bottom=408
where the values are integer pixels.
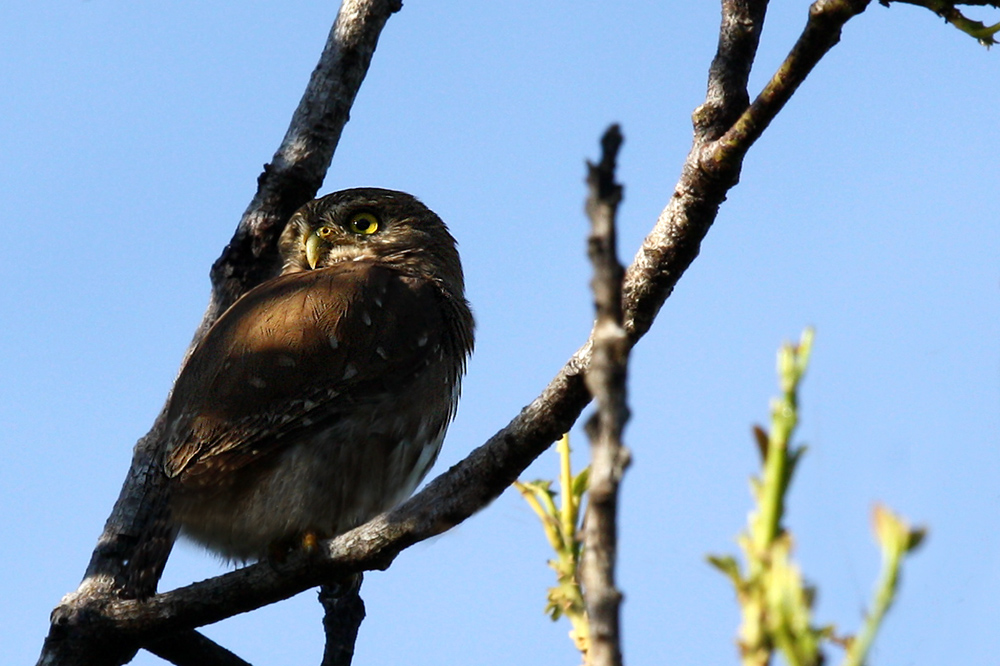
left=264, top=532, right=327, bottom=572
left=265, top=541, right=294, bottom=572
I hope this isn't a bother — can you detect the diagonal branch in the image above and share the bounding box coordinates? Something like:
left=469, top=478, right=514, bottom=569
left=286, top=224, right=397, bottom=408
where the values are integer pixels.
left=206, top=0, right=404, bottom=335
left=144, top=631, right=252, bottom=666
left=38, top=1, right=401, bottom=665
left=716, top=0, right=871, bottom=164
left=623, top=0, right=868, bottom=341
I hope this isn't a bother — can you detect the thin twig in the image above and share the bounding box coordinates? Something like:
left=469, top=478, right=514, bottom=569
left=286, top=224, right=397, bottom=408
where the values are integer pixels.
left=842, top=506, right=926, bottom=666
left=933, top=0, right=1000, bottom=5
left=581, top=125, right=631, bottom=666
left=885, top=0, right=1000, bottom=45
left=714, top=0, right=871, bottom=164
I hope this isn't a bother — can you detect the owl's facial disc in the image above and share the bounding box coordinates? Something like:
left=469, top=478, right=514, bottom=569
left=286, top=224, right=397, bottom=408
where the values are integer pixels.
left=301, top=210, right=387, bottom=270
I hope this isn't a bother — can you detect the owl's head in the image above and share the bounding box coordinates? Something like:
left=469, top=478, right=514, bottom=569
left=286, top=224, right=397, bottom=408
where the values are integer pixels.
left=279, top=188, right=465, bottom=296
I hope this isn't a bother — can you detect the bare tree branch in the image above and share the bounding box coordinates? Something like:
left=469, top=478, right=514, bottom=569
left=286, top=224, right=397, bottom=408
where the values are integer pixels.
left=701, top=0, right=771, bottom=141
left=623, top=0, right=867, bottom=341
left=206, top=0, right=404, bottom=322
left=318, top=577, right=366, bottom=666
left=581, top=124, right=631, bottom=666
left=38, top=1, right=400, bottom=664
left=716, top=0, right=871, bottom=162
left=145, top=631, right=252, bottom=666
left=39, top=0, right=879, bottom=662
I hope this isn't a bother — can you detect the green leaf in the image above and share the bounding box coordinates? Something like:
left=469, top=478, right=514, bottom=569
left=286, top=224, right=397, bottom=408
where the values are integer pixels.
left=708, top=554, right=744, bottom=587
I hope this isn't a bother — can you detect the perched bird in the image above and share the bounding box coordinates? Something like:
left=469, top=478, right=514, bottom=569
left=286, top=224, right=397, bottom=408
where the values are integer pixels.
left=158, top=188, right=474, bottom=563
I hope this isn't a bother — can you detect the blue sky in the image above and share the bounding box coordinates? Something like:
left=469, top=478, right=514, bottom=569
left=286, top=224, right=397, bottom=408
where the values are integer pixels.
left=3, top=2, right=998, bottom=665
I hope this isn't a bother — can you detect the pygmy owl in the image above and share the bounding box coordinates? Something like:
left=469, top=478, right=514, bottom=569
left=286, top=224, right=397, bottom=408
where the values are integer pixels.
left=160, top=188, right=474, bottom=562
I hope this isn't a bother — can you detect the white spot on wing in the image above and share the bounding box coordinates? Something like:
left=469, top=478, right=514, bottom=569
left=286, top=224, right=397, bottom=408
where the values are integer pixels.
left=329, top=335, right=340, bottom=350
left=343, top=363, right=358, bottom=380
left=362, top=311, right=372, bottom=326
left=376, top=346, right=389, bottom=360
left=417, top=333, right=429, bottom=347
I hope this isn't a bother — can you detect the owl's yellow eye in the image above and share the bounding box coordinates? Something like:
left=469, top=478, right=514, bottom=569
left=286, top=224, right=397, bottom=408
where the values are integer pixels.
left=316, top=226, right=334, bottom=239
left=347, top=212, right=380, bottom=235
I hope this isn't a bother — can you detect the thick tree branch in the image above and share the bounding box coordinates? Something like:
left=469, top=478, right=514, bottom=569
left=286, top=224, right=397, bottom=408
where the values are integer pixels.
left=38, top=2, right=400, bottom=665
left=581, top=125, right=631, bottom=666
left=40, top=0, right=878, bottom=662
left=206, top=0, right=404, bottom=324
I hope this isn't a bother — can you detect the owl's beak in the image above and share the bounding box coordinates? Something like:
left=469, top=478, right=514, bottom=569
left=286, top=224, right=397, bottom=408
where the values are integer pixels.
left=305, top=232, right=322, bottom=270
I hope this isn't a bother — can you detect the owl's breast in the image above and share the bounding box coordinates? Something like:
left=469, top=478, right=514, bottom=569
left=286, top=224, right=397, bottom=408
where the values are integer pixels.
left=165, top=262, right=468, bottom=561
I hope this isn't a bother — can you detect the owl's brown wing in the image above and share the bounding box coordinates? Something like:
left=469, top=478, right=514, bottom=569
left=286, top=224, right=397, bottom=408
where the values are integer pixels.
left=163, top=261, right=448, bottom=486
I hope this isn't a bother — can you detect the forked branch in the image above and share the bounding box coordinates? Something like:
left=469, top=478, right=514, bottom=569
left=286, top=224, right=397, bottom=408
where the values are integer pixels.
left=39, top=0, right=877, bottom=664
